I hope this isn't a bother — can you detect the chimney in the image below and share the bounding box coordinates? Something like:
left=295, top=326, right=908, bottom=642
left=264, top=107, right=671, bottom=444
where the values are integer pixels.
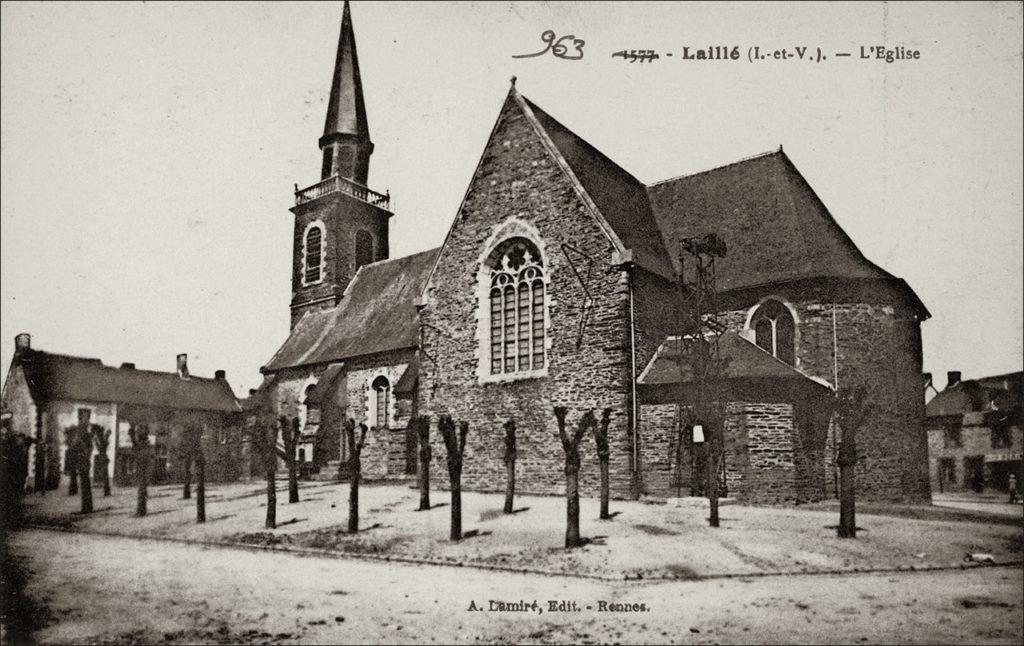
left=120, top=362, right=136, bottom=370
left=176, top=353, right=189, bottom=379
left=923, top=372, right=933, bottom=389
left=947, top=371, right=961, bottom=388
left=215, top=370, right=226, bottom=380
left=14, top=333, right=31, bottom=353
left=248, top=388, right=257, bottom=396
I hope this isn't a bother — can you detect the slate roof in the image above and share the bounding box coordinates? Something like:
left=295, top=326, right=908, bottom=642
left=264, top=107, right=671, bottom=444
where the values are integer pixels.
left=13, top=349, right=240, bottom=412
left=263, top=248, right=439, bottom=372
left=646, top=150, right=926, bottom=317
left=522, top=97, right=676, bottom=279
left=638, top=331, right=832, bottom=390
left=925, top=371, right=1022, bottom=418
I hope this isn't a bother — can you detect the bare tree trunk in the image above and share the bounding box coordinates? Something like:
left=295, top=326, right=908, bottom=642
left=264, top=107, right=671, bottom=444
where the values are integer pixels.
left=556, top=407, right=593, bottom=548
left=182, top=457, right=192, bottom=499
left=565, top=469, right=581, bottom=547
left=416, top=416, right=431, bottom=511
left=196, top=443, right=206, bottom=524
left=77, top=441, right=93, bottom=514
left=345, top=420, right=368, bottom=533
left=707, top=447, right=720, bottom=528
left=288, top=418, right=300, bottom=504
left=503, top=419, right=516, bottom=515
left=438, top=417, right=469, bottom=541
left=596, top=409, right=612, bottom=520
left=838, top=429, right=856, bottom=538
left=133, top=429, right=149, bottom=518
left=504, top=462, right=515, bottom=514
left=265, top=466, right=276, bottom=529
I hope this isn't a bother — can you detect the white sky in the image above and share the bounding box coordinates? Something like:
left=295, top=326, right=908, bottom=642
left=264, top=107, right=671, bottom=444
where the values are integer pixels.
left=2, top=1, right=1022, bottom=396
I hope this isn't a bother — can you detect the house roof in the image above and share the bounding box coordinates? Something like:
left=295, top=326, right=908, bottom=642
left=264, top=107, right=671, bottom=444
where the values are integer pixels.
left=638, top=331, right=833, bottom=390
left=521, top=96, right=676, bottom=279
left=263, top=248, right=438, bottom=372
left=646, top=150, right=927, bottom=317
left=14, top=349, right=240, bottom=412
left=925, top=371, right=1022, bottom=418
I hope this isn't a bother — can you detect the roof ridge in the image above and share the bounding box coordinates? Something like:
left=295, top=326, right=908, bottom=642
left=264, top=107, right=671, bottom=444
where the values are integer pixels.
left=648, top=147, right=783, bottom=187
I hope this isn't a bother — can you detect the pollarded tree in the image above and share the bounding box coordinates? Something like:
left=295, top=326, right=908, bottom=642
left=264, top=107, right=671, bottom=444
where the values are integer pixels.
left=91, top=425, right=112, bottom=497
left=177, top=430, right=192, bottom=500
left=63, top=427, right=79, bottom=497
left=70, top=414, right=93, bottom=514
left=128, top=423, right=151, bottom=517
left=183, top=425, right=206, bottom=524
left=438, top=416, right=469, bottom=541
left=343, top=419, right=369, bottom=533
left=415, top=416, right=432, bottom=511
left=554, top=407, right=594, bottom=548
left=835, top=385, right=872, bottom=539
left=278, top=417, right=301, bottom=504
left=594, top=409, right=613, bottom=520
left=502, top=419, right=517, bottom=514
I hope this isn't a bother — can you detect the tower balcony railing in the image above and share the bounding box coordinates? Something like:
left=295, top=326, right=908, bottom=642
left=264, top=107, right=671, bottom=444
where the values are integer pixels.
left=294, top=174, right=391, bottom=210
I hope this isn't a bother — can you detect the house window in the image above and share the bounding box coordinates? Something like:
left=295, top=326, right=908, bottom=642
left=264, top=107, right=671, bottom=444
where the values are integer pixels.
left=302, top=221, right=325, bottom=285
left=749, top=299, right=796, bottom=364
left=372, top=376, right=390, bottom=429
left=355, top=230, right=374, bottom=269
left=486, top=237, right=546, bottom=375
left=944, top=422, right=963, bottom=448
left=939, top=457, right=956, bottom=484
left=991, top=418, right=1012, bottom=449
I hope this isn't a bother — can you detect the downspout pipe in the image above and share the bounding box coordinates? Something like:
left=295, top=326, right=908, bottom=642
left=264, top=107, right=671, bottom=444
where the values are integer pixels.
left=628, top=264, right=640, bottom=500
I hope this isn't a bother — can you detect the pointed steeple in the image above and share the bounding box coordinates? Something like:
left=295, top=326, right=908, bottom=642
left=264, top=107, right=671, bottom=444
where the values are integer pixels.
left=319, top=1, right=373, bottom=182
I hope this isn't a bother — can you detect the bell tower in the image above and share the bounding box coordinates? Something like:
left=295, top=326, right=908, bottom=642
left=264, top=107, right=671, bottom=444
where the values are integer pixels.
left=288, top=1, right=391, bottom=328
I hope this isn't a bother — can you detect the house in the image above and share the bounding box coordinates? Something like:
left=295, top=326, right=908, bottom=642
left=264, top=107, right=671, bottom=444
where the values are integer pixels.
left=926, top=370, right=1023, bottom=494
left=1, top=333, right=243, bottom=491
left=259, top=2, right=931, bottom=504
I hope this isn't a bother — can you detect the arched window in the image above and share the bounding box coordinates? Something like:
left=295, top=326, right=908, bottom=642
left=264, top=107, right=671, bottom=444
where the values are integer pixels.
left=355, top=230, right=374, bottom=270
left=303, top=384, right=320, bottom=428
left=749, top=299, right=796, bottom=364
left=371, top=376, right=390, bottom=429
left=302, top=222, right=325, bottom=285
left=485, top=237, right=546, bottom=375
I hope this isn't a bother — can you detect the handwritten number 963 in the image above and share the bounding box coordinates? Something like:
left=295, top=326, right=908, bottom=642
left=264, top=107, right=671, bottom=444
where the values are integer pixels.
left=513, top=30, right=585, bottom=60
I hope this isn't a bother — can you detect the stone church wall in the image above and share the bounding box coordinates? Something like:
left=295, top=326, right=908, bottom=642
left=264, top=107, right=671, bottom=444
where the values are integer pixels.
left=418, top=95, right=635, bottom=499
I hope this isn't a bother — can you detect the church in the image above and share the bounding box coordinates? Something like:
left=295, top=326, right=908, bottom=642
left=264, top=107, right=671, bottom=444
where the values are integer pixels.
left=258, top=2, right=932, bottom=504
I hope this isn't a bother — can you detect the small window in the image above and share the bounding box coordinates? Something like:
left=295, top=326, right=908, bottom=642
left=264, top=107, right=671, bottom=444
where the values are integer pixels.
left=939, top=458, right=956, bottom=484
left=372, top=376, right=390, bottom=429
left=355, top=230, right=374, bottom=269
left=991, top=418, right=1012, bottom=449
left=944, top=423, right=963, bottom=448
left=303, top=222, right=325, bottom=285
left=749, top=299, right=796, bottom=364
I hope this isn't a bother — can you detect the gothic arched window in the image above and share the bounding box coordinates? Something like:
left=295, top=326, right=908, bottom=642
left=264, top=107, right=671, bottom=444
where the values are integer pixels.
left=371, top=376, right=390, bottom=429
left=302, top=221, right=325, bottom=285
left=485, top=237, right=546, bottom=375
left=355, top=230, right=374, bottom=270
left=749, top=299, right=796, bottom=364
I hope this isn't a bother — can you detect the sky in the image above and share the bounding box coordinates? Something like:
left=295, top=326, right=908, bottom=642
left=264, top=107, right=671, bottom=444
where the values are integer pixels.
left=1, top=1, right=1021, bottom=396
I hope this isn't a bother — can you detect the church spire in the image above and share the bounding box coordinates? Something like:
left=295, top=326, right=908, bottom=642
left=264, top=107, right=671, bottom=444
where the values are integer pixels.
left=319, top=1, right=373, bottom=182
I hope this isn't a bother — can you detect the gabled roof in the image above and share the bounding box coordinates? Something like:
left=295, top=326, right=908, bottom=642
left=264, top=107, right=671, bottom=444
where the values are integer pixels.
left=925, top=371, right=1022, bottom=418
left=521, top=97, right=676, bottom=279
left=646, top=150, right=927, bottom=316
left=322, top=1, right=370, bottom=144
left=638, top=331, right=833, bottom=390
left=263, top=248, right=438, bottom=372
left=13, top=349, right=239, bottom=412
